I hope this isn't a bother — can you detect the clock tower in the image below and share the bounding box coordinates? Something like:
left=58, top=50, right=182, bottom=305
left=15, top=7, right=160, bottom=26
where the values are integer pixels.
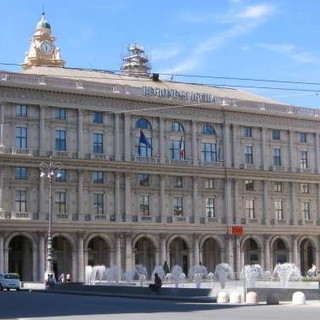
left=22, top=12, right=65, bottom=69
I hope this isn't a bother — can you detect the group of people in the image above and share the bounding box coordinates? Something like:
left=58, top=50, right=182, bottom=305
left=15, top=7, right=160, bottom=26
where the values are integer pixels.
left=45, top=272, right=71, bottom=290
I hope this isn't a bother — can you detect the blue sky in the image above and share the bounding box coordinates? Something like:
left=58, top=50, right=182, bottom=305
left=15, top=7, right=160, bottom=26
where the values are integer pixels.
left=1, top=0, right=320, bottom=108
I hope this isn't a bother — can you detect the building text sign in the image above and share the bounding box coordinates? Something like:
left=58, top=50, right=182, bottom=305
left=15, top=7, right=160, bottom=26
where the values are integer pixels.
left=143, top=86, right=216, bottom=103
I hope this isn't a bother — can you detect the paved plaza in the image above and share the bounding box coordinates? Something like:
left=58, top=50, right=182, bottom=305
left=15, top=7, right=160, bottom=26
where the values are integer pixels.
left=0, top=291, right=319, bottom=320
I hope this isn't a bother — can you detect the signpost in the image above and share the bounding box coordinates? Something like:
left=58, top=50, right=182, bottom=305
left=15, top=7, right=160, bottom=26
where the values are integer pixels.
left=231, top=225, right=244, bottom=237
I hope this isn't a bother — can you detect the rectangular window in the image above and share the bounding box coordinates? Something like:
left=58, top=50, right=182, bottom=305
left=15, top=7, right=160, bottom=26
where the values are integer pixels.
left=246, top=199, right=255, bottom=219
left=93, top=193, right=104, bottom=215
left=300, top=183, right=310, bottom=193
left=243, top=127, right=252, bottom=137
left=173, top=176, right=183, bottom=187
left=272, top=129, right=280, bottom=140
left=93, top=112, right=103, bottom=123
left=16, top=105, right=27, bottom=117
left=93, top=133, right=103, bottom=154
left=55, top=130, right=66, bottom=151
left=15, top=190, right=27, bottom=212
left=92, top=171, right=104, bottom=183
left=299, top=132, right=307, bottom=142
left=55, top=108, right=67, bottom=120
left=204, top=178, right=214, bottom=189
left=201, top=143, right=217, bottom=163
left=273, top=182, right=282, bottom=192
left=139, top=195, right=150, bottom=216
left=245, top=180, right=254, bottom=191
left=15, top=167, right=27, bottom=179
left=244, top=145, right=253, bottom=164
left=275, top=200, right=284, bottom=220
left=273, top=148, right=281, bottom=166
left=16, top=127, right=27, bottom=149
left=56, top=169, right=67, bottom=182
left=138, top=174, right=149, bottom=186
left=300, top=150, right=308, bottom=169
left=302, top=201, right=310, bottom=221
left=55, top=191, right=66, bottom=214
left=170, top=140, right=185, bottom=160
left=173, top=196, right=183, bottom=216
left=206, top=198, right=215, bottom=218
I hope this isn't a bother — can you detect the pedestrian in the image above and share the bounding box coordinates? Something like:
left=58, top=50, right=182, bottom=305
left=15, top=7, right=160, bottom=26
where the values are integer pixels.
left=66, top=273, right=71, bottom=282
left=149, top=273, right=162, bottom=294
left=46, top=274, right=56, bottom=290
left=58, top=273, right=65, bottom=283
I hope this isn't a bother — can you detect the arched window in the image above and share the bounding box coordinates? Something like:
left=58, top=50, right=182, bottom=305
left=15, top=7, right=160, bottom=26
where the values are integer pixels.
left=202, top=124, right=216, bottom=135
left=172, top=122, right=184, bottom=132
left=136, top=118, right=152, bottom=129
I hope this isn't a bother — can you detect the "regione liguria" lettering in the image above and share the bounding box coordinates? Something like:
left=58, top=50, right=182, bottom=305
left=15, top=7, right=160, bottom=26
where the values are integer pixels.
left=143, top=86, right=216, bottom=103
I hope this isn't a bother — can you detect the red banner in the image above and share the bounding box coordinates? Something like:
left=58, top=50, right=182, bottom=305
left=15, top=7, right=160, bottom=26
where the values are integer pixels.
left=231, top=225, right=244, bottom=237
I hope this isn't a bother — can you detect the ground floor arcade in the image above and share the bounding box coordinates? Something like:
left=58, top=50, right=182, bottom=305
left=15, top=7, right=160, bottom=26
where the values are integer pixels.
left=0, top=231, right=318, bottom=281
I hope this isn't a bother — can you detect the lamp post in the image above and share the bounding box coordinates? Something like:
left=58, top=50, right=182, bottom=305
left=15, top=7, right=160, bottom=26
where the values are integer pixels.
left=40, top=156, right=62, bottom=281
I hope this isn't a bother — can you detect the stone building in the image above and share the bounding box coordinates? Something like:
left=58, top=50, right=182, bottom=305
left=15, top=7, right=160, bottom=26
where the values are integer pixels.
left=0, top=13, right=319, bottom=281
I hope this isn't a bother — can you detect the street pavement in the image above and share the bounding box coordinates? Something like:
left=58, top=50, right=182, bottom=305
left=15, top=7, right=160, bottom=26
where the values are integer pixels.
left=0, top=290, right=319, bottom=320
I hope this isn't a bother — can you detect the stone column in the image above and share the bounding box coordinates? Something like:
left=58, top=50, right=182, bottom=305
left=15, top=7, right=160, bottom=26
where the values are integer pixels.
left=39, top=177, right=45, bottom=219
left=77, top=110, right=83, bottom=158
left=260, top=247, right=265, bottom=271
left=0, top=102, right=4, bottom=147
left=115, top=235, right=121, bottom=271
left=227, top=236, right=235, bottom=276
left=263, top=181, right=269, bottom=225
left=231, top=124, right=238, bottom=168
left=223, top=123, right=231, bottom=167
left=290, top=182, right=296, bottom=225
left=124, top=114, right=131, bottom=161
left=32, top=243, right=38, bottom=281
left=192, top=177, right=198, bottom=223
left=261, top=128, right=267, bottom=170
left=223, top=178, right=232, bottom=224
left=4, top=246, right=9, bottom=273
left=114, top=113, right=120, bottom=161
left=292, top=236, right=299, bottom=268
left=77, top=234, right=84, bottom=282
left=0, top=233, right=4, bottom=272
left=233, top=179, right=239, bottom=223
left=193, top=235, right=200, bottom=265
left=317, top=184, right=320, bottom=224
left=160, top=235, right=166, bottom=266
left=72, top=250, right=77, bottom=282
left=77, top=171, right=83, bottom=221
left=115, top=172, right=121, bottom=221
left=315, top=133, right=319, bottom=173
left=0, top=166, right=3, bottom=212
left=159, top=117, right=165, bottom=163
left=125, top=234, right=132, bottom=273
left=235, top=237, right=241, bottom=278
left=288, top=130, right=294, bottom=171
left=264, top=237, right=271, bottom=272
left=125, top=173, right=131, bottom=221
left=159, top=175, right=166, bottom=222
left=39, top=105, right=46, bottom=156
left=39, top=233, right=45, bottom=281
left=191, top=120, right=198, bottom=165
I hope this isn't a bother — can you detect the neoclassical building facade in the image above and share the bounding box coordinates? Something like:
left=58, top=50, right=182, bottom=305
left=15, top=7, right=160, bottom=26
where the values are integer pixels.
left=0, top=13, right=319, bottom=281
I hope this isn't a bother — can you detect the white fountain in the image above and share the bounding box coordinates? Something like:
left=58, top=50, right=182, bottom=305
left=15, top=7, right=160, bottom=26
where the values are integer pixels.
left=273, top=263, right=301, bottom=288
left=189, top=264, right=208, bottom=288
left=214, top=263, right=232, bottom=289
left=243, top=264, right=263, bottom=287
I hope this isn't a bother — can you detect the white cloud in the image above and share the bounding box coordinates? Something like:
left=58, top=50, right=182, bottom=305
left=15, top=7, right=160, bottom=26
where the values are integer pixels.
left=162, top=3, right=277, bottom=74
left=258, top=43, right=296, bottom=53
left=237, top=4, right=275, bottom=20
left=258, top=43, right=320, bottom=65
left=151, top=46, right=180, bottom=62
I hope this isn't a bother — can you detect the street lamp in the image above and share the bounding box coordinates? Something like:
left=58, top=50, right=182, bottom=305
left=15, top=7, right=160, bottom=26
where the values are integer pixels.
left=40, top=156, right=62, bottom=281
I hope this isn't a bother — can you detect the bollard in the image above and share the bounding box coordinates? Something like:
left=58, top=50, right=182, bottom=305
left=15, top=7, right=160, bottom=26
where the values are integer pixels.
left=246, top=291, right=258, bottom=304
left=229, top=291, right=241, bottom=304
left=292, top=291, right=306, bottom=305
left=217, top=291, right=229, bottom=303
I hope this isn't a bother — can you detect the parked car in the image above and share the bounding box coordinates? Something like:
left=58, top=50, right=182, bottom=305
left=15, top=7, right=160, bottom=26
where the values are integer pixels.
left=0, top=273, right=21, bottom=291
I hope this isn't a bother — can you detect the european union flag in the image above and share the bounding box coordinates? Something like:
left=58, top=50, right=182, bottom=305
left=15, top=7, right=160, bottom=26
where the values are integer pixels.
left=139, top=130, right=152, bottom=149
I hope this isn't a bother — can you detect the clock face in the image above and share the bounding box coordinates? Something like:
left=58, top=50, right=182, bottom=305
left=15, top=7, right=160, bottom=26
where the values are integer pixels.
left=40, top=41, right=53, bottom=54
